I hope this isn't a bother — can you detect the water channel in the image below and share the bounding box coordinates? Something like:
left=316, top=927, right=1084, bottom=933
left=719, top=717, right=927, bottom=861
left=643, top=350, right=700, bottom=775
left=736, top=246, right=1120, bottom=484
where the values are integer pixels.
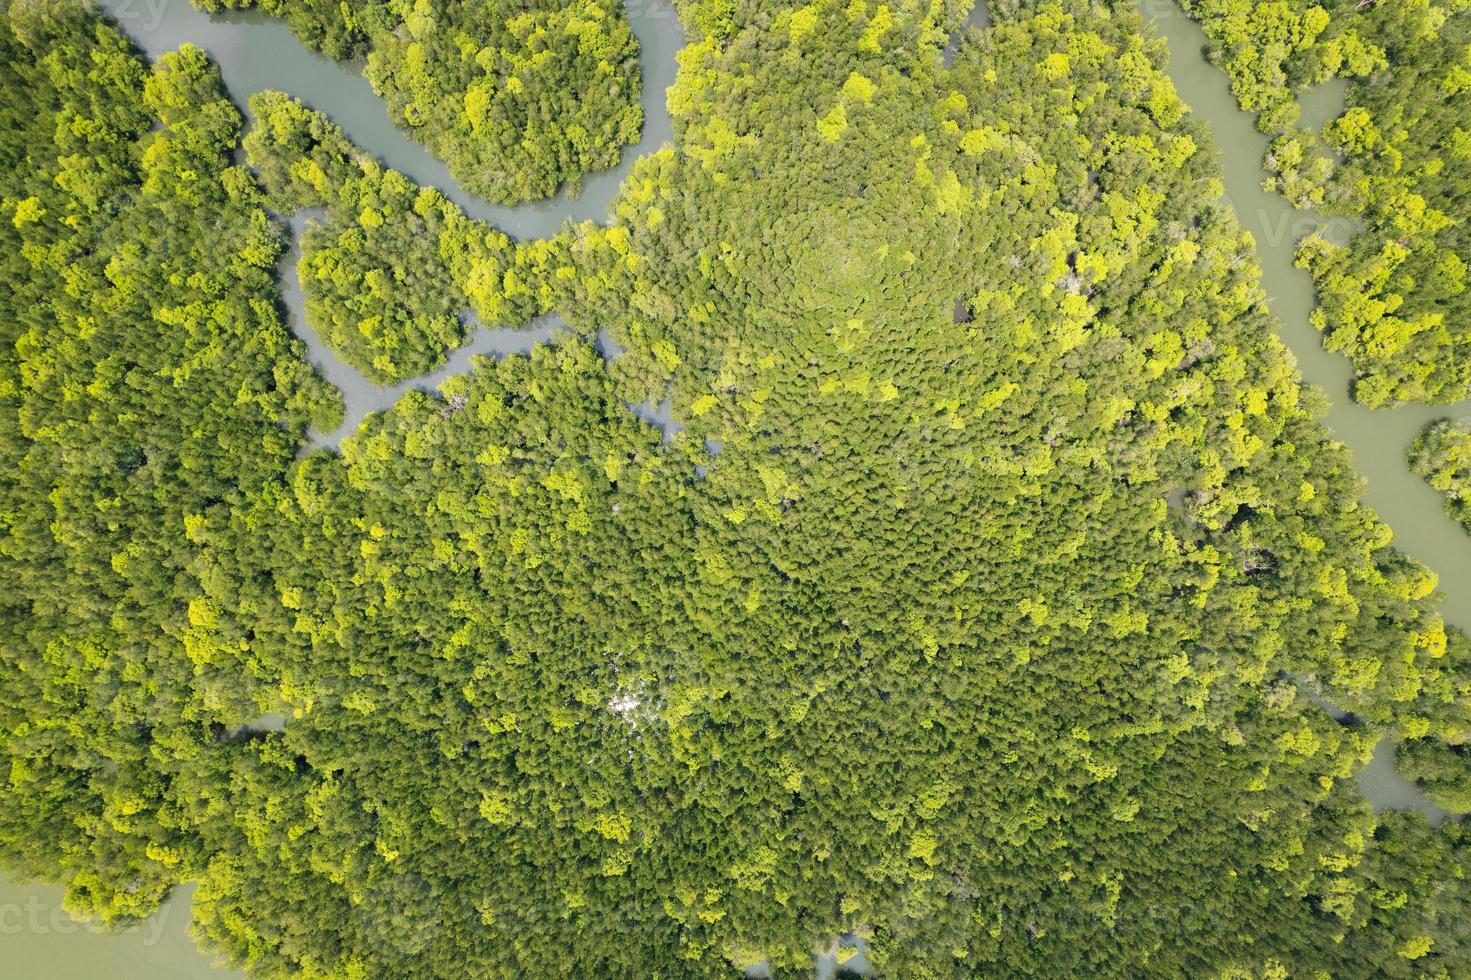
left=1137, top=2, right=1471, bottom=632
left=99, top=0, right=682, bottom=239
left=1134, top=1, right=1456, bottom=822
left=97, top=0, right=685, bottom=449
left=9, top=0, right=1460, bottom=975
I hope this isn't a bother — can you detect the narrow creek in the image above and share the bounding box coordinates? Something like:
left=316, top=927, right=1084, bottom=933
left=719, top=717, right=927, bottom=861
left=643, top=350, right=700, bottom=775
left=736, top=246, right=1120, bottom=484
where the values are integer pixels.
left=278, top=213, right=571, bottom=451
left=98, top=0, right=685, bottom=451
left=17, top=2, right=1457, bottom=976
left=1137, top=1, right=1459, bottom=821
left=1139, top=4, right=1471, bottom=628
left=97, top=0, right=682, bottom=240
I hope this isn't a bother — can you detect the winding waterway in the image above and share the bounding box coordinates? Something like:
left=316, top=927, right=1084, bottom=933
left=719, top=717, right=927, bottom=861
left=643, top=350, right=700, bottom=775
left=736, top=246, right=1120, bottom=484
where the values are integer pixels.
left=98, top=0, right=682, bottom=240
left=279, top=213, right=573, bottom=450
left=1139, top=5, right=1471, bottom=626
left=1135, top=1, right=1457, bottom=823
left=13, top=1, right=1461, bottom=975
left=97, top=0, right=684, bottom=450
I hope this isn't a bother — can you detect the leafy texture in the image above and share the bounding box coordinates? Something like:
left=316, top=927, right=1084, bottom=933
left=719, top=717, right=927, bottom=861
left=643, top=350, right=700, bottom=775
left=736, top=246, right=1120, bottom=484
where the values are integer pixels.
left=1410, top=417, right=1471, bottom=533
left=1178, top=0, right=1471, bottom=405
left=0, top=0, right=336, bottom=923
left=2, top=1, right=1470, bottom=978
left=194, top=0, right=644, bottom=204
left=244, top=91, right=541, bottom=384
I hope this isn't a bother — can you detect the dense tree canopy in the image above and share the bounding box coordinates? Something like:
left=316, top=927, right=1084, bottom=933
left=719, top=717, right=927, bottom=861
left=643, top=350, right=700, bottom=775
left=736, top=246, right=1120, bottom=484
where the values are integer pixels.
left=2, top=0, right=1470, bottom=978
left=1177, top=0, right=1471, bottom=405
left=243, top=90, right=542, bottom=383
left=0, top=0, right=337, bottom=923
left=193, top=0, right=644, bottom=204
left=1410, top=418, right=1471, bottom=534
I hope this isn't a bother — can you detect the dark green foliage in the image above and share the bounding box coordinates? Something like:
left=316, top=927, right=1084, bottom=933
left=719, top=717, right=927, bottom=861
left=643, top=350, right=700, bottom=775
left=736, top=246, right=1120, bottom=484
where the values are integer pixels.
left=196, top=0, right=644, bottom=204
left=1176, top=0, right=1471, bottom=405
left=1, top=1, right=1470, bottom=978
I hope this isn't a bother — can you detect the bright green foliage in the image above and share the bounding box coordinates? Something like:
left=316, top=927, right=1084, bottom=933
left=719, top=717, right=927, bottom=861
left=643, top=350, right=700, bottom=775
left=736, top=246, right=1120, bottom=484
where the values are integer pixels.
left=1262, top=128, right=1333, bottom=208
left=1398, top=629, right=1471, bottom=813
left=1175, top=0, right=1369, bottom=129
left=0, top=0, right=335, bottom=924
left=245, top=91, right=538, bottom=384
left=1177, top=0, right=1471, bottom=405
left=4, top=1, right=1471, bottom=978
left=196, top=0, right=644, bottom=204
left=1409, top=418, right=1471, bottom=533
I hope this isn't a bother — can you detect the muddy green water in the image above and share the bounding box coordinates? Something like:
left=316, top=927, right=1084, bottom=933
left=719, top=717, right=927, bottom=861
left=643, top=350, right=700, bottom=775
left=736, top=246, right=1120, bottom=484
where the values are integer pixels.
left=1140, top=3, right=1471, bottom=633
left=1136, top=1, right=1456, bottom=822
left=0, top=879, right=240, bottom=979
left=97, top=0, right=682, bottom=239
left=12, top=1, right=1461, bottom=975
